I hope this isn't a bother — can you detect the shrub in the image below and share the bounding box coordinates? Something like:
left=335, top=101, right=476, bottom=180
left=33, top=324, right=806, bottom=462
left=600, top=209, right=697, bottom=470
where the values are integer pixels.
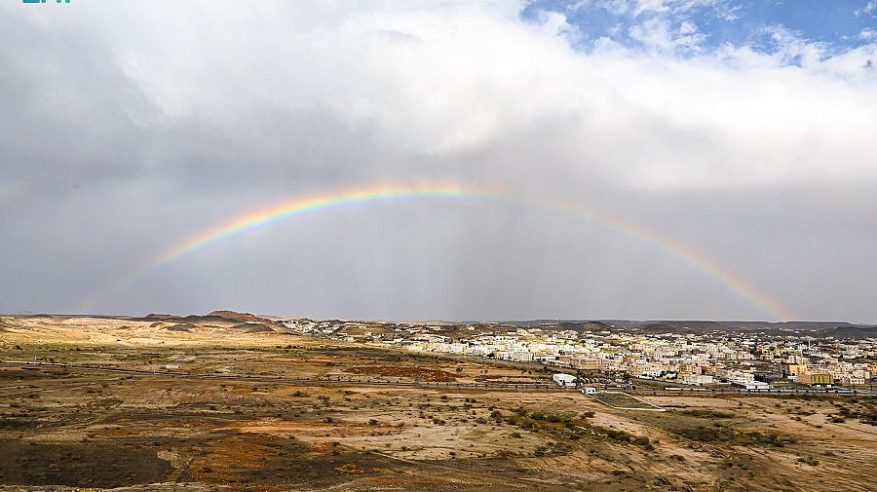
left=797, top=456, right=819, bottom=466
left=678, top=409, right=734, bottom=419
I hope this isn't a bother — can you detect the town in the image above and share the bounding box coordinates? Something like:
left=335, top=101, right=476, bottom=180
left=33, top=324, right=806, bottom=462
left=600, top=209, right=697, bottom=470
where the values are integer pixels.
left=284, top=318, right=877, bottom=393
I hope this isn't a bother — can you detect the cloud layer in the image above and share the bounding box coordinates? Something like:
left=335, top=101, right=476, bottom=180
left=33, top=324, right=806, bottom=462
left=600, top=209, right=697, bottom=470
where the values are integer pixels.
left=1, top=1, right=876, bottom=321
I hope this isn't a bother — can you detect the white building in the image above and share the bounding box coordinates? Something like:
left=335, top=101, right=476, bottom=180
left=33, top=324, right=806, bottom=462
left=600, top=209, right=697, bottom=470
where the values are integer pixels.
left=682, top=374, right=715, bottom=386
left=494, top=351, right=535, bottom=362
left=733, top=380, right=770, bottom=390
left=582, top=386, right=597, bottom=395
left=552, top=373, right=577, bottom=387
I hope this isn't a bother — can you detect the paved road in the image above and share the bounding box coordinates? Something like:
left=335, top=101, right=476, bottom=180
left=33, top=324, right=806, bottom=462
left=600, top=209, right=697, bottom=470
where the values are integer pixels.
left=0, top=360, right=561, bottom=392
left=5, top=361, right=873, bottom=397
left=630, top=387, right=876, bottom=397
left=627, top=376, right=876, bottom=397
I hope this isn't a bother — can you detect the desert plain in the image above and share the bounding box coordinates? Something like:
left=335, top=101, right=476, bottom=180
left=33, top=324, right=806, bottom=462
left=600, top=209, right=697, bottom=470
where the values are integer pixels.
left=1, top=313, right=876, bottom=491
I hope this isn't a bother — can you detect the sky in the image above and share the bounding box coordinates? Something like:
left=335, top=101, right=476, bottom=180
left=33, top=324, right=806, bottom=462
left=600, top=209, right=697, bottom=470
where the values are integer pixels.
left=1, top=0, right=875, bottom=322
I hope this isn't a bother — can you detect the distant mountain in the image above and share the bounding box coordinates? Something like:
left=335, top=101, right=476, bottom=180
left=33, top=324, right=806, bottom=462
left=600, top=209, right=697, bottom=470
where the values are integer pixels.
left=600, top=320, right=875, bottom=338
left=829, top=325, right=877, bottom=337
left=74, top=311, right=877, bottom=339
left=140, top=310, right=283, bottom=327
left=206, top=310, right=272, bottom=324
left=492, top=319, right=877, bottom=338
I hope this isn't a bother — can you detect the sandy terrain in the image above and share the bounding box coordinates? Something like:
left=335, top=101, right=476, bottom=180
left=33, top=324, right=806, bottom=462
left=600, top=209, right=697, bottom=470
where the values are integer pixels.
left=1, top=314, right=876, bottom=491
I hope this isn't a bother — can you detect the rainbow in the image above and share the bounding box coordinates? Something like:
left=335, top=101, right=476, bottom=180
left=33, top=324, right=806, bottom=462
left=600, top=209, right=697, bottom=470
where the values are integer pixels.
left=74, top=181, right=794, bottom=319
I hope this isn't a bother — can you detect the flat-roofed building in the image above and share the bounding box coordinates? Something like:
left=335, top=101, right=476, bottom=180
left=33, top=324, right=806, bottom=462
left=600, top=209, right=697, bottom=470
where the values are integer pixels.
left=782, top=364, right=808, bottom=376
left=552, top=373, right=577, bottom=387
left=682, top=374, right=714, bottom=386
left=799, top=372, right=832, bottom=386
left=842, top=376, right=865, bottom=386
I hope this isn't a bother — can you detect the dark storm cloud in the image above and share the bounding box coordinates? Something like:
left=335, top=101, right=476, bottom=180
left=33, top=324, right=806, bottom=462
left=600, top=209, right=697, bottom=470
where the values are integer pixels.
left=1, top=1, right=876, bottom=322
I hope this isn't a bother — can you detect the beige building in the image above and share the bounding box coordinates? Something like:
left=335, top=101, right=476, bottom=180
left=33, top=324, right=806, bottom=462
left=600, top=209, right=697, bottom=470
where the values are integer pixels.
left=782, top=364, right=808, bottom=376
left=799, top=372, right=832, bottom=386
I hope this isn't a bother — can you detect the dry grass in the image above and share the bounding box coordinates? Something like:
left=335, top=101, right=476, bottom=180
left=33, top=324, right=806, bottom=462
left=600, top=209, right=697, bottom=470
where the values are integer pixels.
left=1, top=314, right=876, bottom=491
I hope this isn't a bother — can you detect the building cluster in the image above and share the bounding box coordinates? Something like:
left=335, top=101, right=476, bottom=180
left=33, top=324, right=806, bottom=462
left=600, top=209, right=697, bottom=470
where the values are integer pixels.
left=283, top=319, right=876, bottom=389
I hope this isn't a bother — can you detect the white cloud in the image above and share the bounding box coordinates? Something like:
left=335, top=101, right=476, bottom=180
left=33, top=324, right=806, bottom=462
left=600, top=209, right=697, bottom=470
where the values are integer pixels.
left=859, top=0, right=877, bottom=16
left=633, top=0, right=671, bottom=15
left=859, top=28, right=877, bottom=41
left=6, top=0, right=877, bottom=192
left=628, top=17, right=708, bottom=52
left=571, top=0, right=735, bottom=17
left=628, top=0, right=738, bottom=18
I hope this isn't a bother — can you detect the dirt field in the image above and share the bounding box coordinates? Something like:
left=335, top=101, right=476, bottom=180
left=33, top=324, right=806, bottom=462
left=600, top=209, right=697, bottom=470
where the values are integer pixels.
left=1, top=314, right=876, bottom=491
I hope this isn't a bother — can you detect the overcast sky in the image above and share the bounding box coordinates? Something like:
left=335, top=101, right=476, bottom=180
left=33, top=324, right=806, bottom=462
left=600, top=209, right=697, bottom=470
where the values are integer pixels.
left=1, top=0, right=876, bottom=322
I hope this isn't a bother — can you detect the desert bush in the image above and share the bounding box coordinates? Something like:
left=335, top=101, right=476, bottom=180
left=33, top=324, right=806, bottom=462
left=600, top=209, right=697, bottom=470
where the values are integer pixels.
left=797, top=456, right=819, bottom=466
left=677, top=409, right=734, bottom=419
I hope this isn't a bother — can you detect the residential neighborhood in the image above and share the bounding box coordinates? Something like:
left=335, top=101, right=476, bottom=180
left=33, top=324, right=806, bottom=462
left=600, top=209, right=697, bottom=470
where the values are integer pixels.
left=284, top=319, right=876, bottom=392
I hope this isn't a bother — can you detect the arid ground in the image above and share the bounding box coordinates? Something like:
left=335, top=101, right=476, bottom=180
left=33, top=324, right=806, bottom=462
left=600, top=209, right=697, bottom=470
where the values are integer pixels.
left=1, top=314, right=875, bottom=491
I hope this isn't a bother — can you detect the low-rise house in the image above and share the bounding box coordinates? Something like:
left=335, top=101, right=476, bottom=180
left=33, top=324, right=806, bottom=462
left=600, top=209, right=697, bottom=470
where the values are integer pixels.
left=799, top=372, right=832, bottom=386
left=842, top=376, right=865, bottom=386
left=733, top=380, right=770, bottom=390
left=552, top=373, right=577, bottom=387
left=682, top=374, right=714, bottom=386
left=782, top=363, right=808, bottom=376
